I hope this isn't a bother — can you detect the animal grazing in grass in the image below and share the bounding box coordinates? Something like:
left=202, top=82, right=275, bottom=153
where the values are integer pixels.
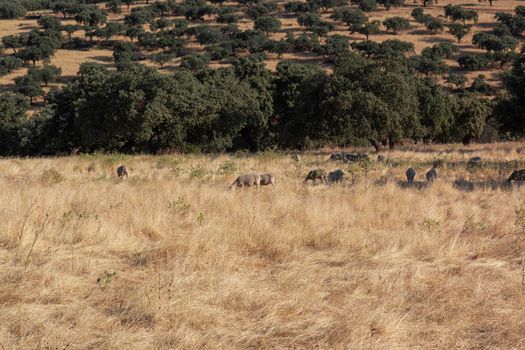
left=229, top=173, right=261, bottom=190
left=260, top=173, right=276, bottom=187
left=293, top=154, right=301, bottom=162
left=406, top=167, right=416, bottom=184
left=377, top=154, right=385, bottom=162
left=116, top=165, right=128, bottom=179
left=426, top=165, right=437, bottom=182
left=328, top=169, right=344, bottom=183
left=506, top=169, right=525, bottom=185
left=469, top=156, right=481, bottom=163
left=331, top=152, right=369, bottom=163
left=468, top=156, right=482, bottom=168
left=304, top=169, right=327, bottom=183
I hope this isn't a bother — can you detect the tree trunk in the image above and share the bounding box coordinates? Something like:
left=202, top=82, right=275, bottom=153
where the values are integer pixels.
left=388, top=136, right=396, bottom=150
left=368, top=138, right=381, bottom=152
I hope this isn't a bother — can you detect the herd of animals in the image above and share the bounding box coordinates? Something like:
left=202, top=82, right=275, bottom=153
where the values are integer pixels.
left=112, top=152, right=525, bottom=189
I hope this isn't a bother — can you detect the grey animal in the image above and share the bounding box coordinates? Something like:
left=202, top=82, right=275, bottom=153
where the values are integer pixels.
left=343, top=152, right=369, bottom=163
left=377, top=154, right=386, bottom=162
left=330, top=152, right=369, bottom=163
left=507, top=169, right=525, bottom=184
left=304, top=169, right=327, bottom=183
left=330, top=152, right=344, bottom=161
left=229, top=173, right=261, bottom=190
left=426, top=166, right=437, bottom=182
left=292, top=154, right=301, bottom=162
left=260, top=173, right=276, bottom=187
left=328, top=169, right=344, bottom=183
left=468, top=156, right=482, bottom=167
left=116, top=165, right=128, bottom=179
left=406, top=167, right=416, bottom=184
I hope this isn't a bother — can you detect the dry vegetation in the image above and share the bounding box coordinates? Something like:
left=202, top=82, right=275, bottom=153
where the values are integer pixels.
left=2, top=142, right=525, bottom=348
left=0, top=0, right=522, bottom=90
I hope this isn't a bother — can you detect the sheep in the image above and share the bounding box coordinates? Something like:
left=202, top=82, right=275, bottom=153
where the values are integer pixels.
left=406, top=167, right=416, bottom=184
left=229, top=174, right=261, bottom=190
left=328, top=169, right=344, bottom=183
left=292, top=154, right=301, bottom=162
left=304, top=169, right=327, bottom=183
left=116, top=165, right=128, bottom=179
left=260, top=173, right=276, bottom=187
left=426, top=166, right=437, bottom=183
left=506, top=169, right=525, bottom=185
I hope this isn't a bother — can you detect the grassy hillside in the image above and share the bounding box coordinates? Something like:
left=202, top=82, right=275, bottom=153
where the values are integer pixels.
left=2, top=142, right=525, bottom=348
left=0, top=0, right=523, bottom=93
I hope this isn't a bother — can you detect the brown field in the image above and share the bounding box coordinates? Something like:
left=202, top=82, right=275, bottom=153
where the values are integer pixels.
left=0, top=0, right=522, bottom=92
left=2, top=142, right=525, bottom=349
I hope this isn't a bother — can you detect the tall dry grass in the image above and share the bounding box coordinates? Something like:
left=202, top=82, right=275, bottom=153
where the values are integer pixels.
left=2, top=143, right=525, bottom=349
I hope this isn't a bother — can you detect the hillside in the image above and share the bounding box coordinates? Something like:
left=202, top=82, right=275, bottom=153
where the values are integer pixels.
left=0, top=0, right=523, bottom=93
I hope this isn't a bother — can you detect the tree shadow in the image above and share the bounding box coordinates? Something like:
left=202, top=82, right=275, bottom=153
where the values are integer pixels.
left=89, top=55, right=114, bottom=63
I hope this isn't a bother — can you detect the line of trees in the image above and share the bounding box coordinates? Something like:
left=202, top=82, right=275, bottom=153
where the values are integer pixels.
left=1, top=49, right=521, bottom=155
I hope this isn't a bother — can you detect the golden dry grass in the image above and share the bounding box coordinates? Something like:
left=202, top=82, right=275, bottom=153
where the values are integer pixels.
left=2, top=142, right=525, bottom=349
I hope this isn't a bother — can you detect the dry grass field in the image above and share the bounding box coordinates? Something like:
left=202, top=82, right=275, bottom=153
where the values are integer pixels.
left=2, top=142, right=525, bottom=349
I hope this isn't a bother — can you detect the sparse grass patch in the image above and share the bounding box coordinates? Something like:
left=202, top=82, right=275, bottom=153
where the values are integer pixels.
left=216, top=160, right=238, bottom=175
left=257, top=149, right=281, bottom=161
left=168, top=197, right=191, bottom=214
left=155, top=156, right=180, bottom=170
left=188, top=166, right=208, bottom=179
left=41, top=168, right=65, bottom=185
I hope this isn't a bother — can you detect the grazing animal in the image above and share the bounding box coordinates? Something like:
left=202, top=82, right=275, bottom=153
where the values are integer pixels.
left=468, top=156, right=482, bottom=167
left=260, top=173, right=276, bottom=187
left=330, top=152, right=369, bottom=163
left=377, top=154, right=385, bottom=162
left=506, top=169, right=525, bottom=185
left=406, top=168, right=416, bottom=184
left=304, top=169, right=327, bottom=183
left=229, top=173, right=261, bottom=190
left=293, top=154, right=301, bottom=162
left=116, top=165, right=128, bottom=179
left=330, top=152, right=344, bottom=161
left=426, top=166, right=437, bottom=182
left=343, top=152, right=369, bottom=163
left=328, top=169, right=344, bottom=183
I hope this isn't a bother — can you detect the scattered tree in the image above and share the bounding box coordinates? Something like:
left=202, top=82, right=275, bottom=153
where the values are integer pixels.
left=449, top=23, right=470, bottom=43
left=383, top=16, right=410, bottom=34
left=254, top=16, right=282, bottom=36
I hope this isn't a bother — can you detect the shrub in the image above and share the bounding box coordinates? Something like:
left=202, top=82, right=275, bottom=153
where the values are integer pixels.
left=383, top=16, right=410, bottom=33
left=458, top=53, right=489, bottom=70
left=0, top=1, right=27, bottom=19
left=357, top=0, right=377, bottom=12
left=41, top=168, right=65, bottom=185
